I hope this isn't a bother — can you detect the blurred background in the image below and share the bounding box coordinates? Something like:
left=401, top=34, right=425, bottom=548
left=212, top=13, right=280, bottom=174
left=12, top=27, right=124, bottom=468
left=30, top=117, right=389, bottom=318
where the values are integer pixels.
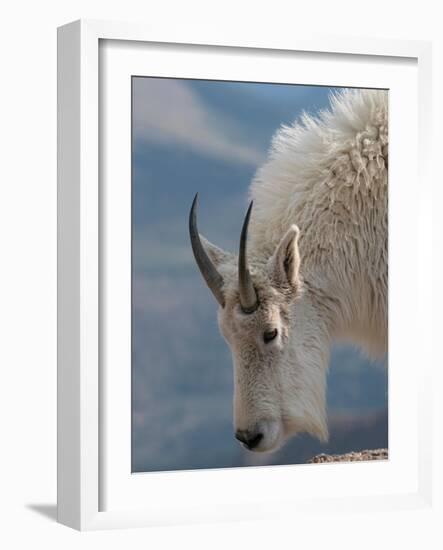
left=131, top=77, right=388, bottom=472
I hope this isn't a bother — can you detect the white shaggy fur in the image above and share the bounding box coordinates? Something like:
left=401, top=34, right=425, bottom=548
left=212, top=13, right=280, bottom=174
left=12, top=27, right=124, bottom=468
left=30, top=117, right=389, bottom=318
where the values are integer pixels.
left=198, top=89, right=388, bottom=452
left=250, top=89, right=388, bottom=356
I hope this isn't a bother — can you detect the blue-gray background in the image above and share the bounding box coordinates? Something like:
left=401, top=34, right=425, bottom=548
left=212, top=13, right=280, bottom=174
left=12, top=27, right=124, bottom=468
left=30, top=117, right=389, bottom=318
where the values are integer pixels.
left=131, top=77, right=388, bottom=472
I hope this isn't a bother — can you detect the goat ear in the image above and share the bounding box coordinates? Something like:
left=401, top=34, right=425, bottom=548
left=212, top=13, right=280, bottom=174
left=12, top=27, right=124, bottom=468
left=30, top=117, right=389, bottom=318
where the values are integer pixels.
left=200, top=235, right=232, bottom=268
left=268, top=225, right=301, bottom=289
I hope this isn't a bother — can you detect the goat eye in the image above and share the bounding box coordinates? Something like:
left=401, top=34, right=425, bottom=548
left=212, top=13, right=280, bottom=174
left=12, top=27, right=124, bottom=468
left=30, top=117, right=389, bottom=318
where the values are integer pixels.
left=263, top=328, right=278, bottom=343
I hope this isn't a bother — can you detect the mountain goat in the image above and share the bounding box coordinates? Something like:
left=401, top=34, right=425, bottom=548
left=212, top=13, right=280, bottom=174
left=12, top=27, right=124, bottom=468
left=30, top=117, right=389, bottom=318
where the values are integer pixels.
left=189, top=88, right=388, bottom=452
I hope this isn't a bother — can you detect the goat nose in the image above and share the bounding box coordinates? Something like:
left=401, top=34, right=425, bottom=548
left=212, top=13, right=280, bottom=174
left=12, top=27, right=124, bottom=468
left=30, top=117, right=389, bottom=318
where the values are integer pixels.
left=235, top=429, right=264, bottom=450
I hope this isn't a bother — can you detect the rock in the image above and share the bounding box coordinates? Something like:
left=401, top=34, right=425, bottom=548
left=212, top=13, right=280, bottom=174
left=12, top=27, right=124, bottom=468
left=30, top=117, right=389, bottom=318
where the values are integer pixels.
left=308, top=448, right=388, bottom=464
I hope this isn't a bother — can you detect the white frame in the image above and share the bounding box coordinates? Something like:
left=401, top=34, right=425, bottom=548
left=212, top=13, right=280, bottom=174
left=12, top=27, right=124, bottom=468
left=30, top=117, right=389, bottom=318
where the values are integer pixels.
left=57, top=19, right=433, bottom=531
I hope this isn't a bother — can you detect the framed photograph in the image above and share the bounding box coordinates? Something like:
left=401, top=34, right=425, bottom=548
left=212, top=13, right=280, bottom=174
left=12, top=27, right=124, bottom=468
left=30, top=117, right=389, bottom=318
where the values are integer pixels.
left=57, top=19, right=433, bottom=530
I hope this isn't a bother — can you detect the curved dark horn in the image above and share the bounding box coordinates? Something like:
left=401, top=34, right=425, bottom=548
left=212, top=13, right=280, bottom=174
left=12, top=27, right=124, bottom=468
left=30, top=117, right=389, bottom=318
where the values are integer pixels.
left=238, top=201, right=258, bottom=313
left=189, top=193, right=225, bottom=307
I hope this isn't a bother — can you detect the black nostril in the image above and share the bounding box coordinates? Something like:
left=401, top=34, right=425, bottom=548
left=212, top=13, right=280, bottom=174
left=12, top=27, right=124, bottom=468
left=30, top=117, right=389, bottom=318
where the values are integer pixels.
left=247, top=432, right=263, bottom=449
left=235, top=430, right=263, bottom=450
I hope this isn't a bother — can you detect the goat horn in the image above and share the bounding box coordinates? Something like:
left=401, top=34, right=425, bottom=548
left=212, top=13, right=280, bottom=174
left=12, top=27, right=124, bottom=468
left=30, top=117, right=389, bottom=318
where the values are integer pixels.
left=238, top=201, right=258, bottom=313
left=189, top=193, right=225, bottom=307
